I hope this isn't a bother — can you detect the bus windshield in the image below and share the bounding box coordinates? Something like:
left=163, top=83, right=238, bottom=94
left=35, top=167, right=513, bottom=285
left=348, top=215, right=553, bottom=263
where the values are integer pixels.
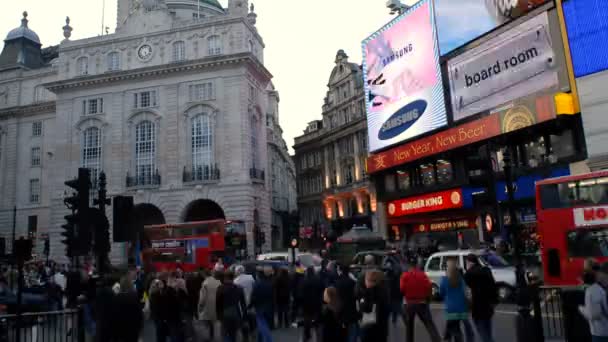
left=539, top=176, right=608, bottom=209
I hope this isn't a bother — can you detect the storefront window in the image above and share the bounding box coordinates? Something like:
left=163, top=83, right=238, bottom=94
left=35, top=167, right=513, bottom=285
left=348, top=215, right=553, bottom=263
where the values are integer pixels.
left=397, top=170, right=410, bottom=191
left=550, top=130, right=574, bottom=161
left=437, top=160, right=453, bottom=184
left=420, top=163, right=435, bottom=187
left=385, top=174, right=396, bottom=193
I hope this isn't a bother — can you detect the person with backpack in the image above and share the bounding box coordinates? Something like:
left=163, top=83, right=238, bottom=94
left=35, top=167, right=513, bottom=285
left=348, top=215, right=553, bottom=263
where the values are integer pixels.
left=216, top=271, right=247, bottom=342
left=400, top=259, right=441, bottom=342
left=464, top=254, right=498, bottom=342
left=579, top=261, right=608, bottom=342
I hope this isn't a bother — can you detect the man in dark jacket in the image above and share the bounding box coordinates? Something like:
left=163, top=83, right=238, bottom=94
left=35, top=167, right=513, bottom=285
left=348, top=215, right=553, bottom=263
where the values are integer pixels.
left=217, top=271, right=247, bottom=342
left=335, top=264, right=358, bottom=342
left=464, top=254, right=498, bottom=342
left=298, top=267, right=324, bottom=342
left=251, top=267, right=274, bottom=342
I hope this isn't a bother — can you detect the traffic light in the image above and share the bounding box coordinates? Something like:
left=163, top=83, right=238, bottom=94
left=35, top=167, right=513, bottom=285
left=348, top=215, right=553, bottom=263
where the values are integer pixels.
left=62, top=168, right=91, bottom=257
left=113, top=196, right=134, bottom=242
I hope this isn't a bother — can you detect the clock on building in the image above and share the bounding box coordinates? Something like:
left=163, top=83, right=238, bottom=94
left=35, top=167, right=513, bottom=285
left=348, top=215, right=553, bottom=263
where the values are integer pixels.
left=137, top=44, right=153, bottom=61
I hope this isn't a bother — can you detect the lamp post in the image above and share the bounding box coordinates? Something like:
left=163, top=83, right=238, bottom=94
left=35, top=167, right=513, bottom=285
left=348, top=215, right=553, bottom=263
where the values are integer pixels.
left=503, top=148, right=533, bottom=341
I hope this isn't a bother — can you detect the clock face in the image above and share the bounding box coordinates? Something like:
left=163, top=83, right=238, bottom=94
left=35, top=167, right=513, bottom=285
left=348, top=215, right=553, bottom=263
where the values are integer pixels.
left=138, top=44, right=153, bottom=61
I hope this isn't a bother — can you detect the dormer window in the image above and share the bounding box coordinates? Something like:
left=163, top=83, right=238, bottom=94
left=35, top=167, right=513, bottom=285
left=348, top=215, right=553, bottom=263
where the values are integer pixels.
left=77, top=57, right=89, bottom=76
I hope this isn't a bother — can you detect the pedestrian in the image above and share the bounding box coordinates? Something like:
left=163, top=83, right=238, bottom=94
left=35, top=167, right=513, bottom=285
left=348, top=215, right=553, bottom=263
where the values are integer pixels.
left=299, top=266, right=324, bottom=342
left=579, top=261, right=608, bottom=342
left=400, top=259, right=441, bottom=342
left=150, top=278, right=170, bottom=342
left=214, top=258, right=225, bottom=272
left=216, top=270, right=247, bottom=342
left=320, top=286, right=348, bottom=342
left=112, top=275, right=144, bottom=342
left=464, top=254, right=498, bottom=342
left=186, top=269, right=204, bottom=319
left=234, top=265, right=256, bottom=341
left=199, top=270, right=222, bottom=342
left=385, top=263, right=405, bottom=328
left=357, top=270, right=390, bottom=342
left=335, top=263, right=358, bottom=342
left=290, top=262, right=306, bottom=323
left=439, top=258, right=475, bottom=342
left=274, top=268, right=291, bottom=328
left=582, top=258, right=600, bottom=286
left=251, top=266, right=275, bottom=342
left=168, top=277, right=190, bottom=342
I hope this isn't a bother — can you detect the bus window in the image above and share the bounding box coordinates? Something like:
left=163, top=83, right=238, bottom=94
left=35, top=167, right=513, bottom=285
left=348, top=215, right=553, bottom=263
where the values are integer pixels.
left=567, top=228, right=608, bottom=257
left=540, top=177, right=608, bottom=209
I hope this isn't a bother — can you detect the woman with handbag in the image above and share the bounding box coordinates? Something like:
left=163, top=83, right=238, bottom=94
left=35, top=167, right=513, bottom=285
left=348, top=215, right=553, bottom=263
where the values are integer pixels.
left=357, top=270, right=390, bottom=342
left=439, top=258, right=475, bottom=342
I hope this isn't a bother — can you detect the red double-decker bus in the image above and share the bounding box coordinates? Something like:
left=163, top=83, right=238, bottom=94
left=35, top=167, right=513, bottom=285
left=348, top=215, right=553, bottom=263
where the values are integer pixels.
left=536, top=170, right=608, bottom=285
left=143, top=220, right=226, bottom=272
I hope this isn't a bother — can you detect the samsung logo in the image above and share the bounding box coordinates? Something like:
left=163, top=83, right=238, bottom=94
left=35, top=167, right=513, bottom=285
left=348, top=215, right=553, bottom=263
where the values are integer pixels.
left=378, top=100, right=427, bottom=140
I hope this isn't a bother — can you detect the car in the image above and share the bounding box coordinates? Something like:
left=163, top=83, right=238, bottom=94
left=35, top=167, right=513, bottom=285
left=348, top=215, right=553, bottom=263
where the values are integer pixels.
left=349, top=250, right=405, bottom=278
left=256, top=252, right=322, bottom=270
left=424, top=249, right=516, bottom=302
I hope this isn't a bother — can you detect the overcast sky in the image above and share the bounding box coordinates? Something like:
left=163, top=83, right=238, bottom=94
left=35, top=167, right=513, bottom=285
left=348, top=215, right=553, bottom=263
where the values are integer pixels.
left=1, top=0, right=499, bottom=153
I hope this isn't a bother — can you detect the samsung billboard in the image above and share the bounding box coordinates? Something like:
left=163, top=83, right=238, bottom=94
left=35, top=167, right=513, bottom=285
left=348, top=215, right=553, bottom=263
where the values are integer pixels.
left=447, top=10, right=571, bottom=121
left=362, top=0, right=447, bottom=153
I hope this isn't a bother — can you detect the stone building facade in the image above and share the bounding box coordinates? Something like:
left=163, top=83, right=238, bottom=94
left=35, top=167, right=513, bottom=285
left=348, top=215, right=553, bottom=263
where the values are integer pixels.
left=293, top=50, right=381, bottom=239
left=0, top=0, right=295, bottom=263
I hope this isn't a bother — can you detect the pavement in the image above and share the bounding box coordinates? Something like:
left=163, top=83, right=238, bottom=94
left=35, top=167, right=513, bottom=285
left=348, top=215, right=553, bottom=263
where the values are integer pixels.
left=141, top=304, right=535, bottom=342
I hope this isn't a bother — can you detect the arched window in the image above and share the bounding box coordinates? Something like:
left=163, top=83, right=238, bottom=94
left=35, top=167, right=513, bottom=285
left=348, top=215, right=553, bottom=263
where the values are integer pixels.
left=82, top=127, right=102, bottom=184
left=135, top=121, right=156, bottom=185
left=107, top=52, right=120, bottom=71
left=77, top=57, right=88, bottom=75
left=191, top=114, right=214, bottom=180
left=172, top=41, right=185, bottom=62
left=208, top=36, right=221, bottom=56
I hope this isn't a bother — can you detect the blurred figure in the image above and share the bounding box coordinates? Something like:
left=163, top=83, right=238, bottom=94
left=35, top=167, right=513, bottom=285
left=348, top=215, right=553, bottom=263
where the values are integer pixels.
left=251, top=266, right=274, bottom=342
left=199, top=271, right=222, bottom=342
left=384, top=263, right=404, bottom=327
left=216, top=271, right=247, bottom=342
left=440, top=258, right=474, bottom=342
left=214, top=258, right=225, bottom=272
left=358, top=270, right=389, bottom=342
left=298, top=267, right=324, bottom=342
left=582, top=258, right=600, bottom=286
left=320, top=287, right=347, bottom=342
left=579, top=261, right=608, bottom=342
left=464, top=254, right=498, bottom=342
left=149, top=279, right=169, bottom=342
left=186, top=269, right=204, bottom=319
left=112, top=276, right=143, bottom=342
left=234, top=265, right=256, bottom=341
left=335, top=264, right=358, bottom=342
left=290, top=262, right=306, bottom=323
left=400, top=259, right=440, bottom=342
left=274, top=268, right=291, bottom=328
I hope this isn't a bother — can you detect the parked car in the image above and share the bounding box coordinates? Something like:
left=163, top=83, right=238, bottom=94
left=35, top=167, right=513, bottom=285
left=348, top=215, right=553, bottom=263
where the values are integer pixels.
left=424, top=249, right=516, bottom=302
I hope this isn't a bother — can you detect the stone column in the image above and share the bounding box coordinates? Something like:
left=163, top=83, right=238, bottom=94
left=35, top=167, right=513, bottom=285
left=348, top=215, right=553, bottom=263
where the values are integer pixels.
left=334, top=142, right=341, bottom=186
left=353, top=134, right=362, bottom=181
left=324, top=146, right=331, bottom=189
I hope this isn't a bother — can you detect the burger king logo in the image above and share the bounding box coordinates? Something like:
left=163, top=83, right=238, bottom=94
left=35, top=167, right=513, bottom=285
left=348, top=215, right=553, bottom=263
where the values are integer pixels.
left=388, top=203, right=396, bottom=215
left=450, top=191, right=461, bottom=205
left=418, top=224, right=426, bottom=232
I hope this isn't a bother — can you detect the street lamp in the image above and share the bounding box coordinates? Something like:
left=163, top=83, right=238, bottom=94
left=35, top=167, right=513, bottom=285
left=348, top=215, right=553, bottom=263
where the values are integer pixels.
left=386, top=0, right=410, bottom=15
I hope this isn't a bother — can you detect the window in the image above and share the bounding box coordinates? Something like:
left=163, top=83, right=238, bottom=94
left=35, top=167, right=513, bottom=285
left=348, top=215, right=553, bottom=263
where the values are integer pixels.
left=427, top=257, right=441, bottom=271
left=134, top=90, right=158, bottom=109
left=77, top=57, right=88, bottom=75
left=208, top=36, right=221, bottom=56
left=344, top=165, right=354, bottom=184
left=251, top=117, right=259, bottom=168
left=27, top=216, right=37, bottom=240
left=32, top=121, right=42, bottom=137
left=107, top=52, right=120, bottom=71
left=540, top=177, right=608, bottom=209
left=191, top=114, right=213, bottom=177
left=437, top=160, right=454, bottom=184
left=248, top=40, right=254, bottom=53
left=189, top=82, right=214, bottom=101
left=172, top=41, right=186, bottom=62
left=29, top=178, right=40, bottom=203
left=384, top=174, right=396, bottom=193
left=82, top=98, right=104, bottom=115
left=420, top=163, right=436, bottom=187
left=397, top=170, right=410, bottom=190
left=31, top=147, right=41, bottom=167
left=567, top=227, right=608, bottom=257
left=82, top=127, right=102, bottom=183
left=249, top=85, right=257, bottom=103
left=135, top=121, right=156, bottom=184
left=34, top=86, right=50, bottom=103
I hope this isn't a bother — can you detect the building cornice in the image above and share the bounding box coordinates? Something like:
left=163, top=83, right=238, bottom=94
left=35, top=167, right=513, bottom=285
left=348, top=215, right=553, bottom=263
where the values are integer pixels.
left=45, top=53, right=271, bottom=92
left=0, top=101, right=55, bottom=119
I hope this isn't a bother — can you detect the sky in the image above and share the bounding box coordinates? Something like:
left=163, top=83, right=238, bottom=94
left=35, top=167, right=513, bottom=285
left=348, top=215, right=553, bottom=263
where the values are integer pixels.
left=0, top=0, right=504, bottom=153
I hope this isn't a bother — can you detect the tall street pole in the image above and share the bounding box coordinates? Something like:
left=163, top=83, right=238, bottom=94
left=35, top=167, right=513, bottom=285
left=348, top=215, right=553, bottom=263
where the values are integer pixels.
left=11, top=206, right=16, bottom=256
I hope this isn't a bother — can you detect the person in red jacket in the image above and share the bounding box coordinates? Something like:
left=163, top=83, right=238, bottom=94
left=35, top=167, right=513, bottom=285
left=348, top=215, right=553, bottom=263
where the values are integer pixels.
left=400, top=259, right=441, bottom=342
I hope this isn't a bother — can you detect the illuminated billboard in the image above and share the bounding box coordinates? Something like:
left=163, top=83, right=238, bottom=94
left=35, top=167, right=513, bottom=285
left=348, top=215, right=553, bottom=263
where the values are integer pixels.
left=362, top=0, right=446, bottom=153
left=447, top=11, right=570, bottom=121
left=435, top=0, right=550, bottom=55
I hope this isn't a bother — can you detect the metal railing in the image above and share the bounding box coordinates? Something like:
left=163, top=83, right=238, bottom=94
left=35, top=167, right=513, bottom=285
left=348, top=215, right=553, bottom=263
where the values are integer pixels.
left=126, top=170, right=161, bottom=188
left=182, top=165, right=220, bottom=183
left=535, top=286, right=565, bottom=340
left=249, top=168, right=265, bottom=181
left=0, top=309, right=83, bottom=342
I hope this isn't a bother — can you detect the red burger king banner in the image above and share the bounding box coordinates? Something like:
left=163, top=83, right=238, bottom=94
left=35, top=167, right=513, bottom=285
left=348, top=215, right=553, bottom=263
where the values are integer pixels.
left=387, top=189, right=463, bottom=217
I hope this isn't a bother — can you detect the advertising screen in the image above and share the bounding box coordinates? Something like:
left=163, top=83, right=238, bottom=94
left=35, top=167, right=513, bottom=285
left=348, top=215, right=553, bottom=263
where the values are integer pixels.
left=428, top=0, right=551, bottom=55
left=363, top=0, right=446, bottom=153
left=447, top=11, right=567, bottom=122
left=563, top=0, right=608, bottom=77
